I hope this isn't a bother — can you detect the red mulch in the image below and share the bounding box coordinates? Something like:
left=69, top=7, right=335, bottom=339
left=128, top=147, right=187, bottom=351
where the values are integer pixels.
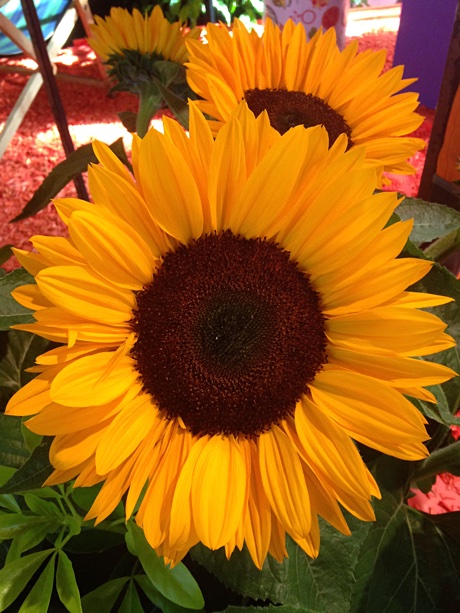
left=0, top=30, right=457, bottom=514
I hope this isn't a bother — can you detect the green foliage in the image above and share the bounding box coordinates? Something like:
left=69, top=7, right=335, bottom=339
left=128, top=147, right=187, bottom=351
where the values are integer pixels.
left=129, top=0, right=263, bottom=27
left=126, top=522, right=205, bottom=609
left=350, top=491, right=460, bottom=613
left=396, top=199, right=460, bottom=247
left=0, top=269, right=35, bottom=330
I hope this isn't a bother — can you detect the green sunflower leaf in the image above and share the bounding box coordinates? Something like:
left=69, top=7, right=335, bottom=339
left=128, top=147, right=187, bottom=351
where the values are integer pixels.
left=56, top=549, right=82, bottom=613
left=5, top=522, right=56, bottom=565
left=0, top=438, right=53, bottom=494
left=413, top=440, right=460, bottom=480
left=350, top=490, right=460, bottom=613
left=17, top=554, right=56, bottom=613
left=24, top=493, right=61, bottom=517
left=0, top=493, right=20, bottom=513
left=81, top=577, right=130, bottom=613
left=191, top=514, right=370, bottom=612
left=0, top=330, right=49, bottom=410
left=0, top=466, right=16, bottom=486
left=154, top=78, right=190, bottom=129
left=118, top=580, right=144, bottom=613
left=0, top=245, right=13, bottom=267
left=11, top=138, right=132, bottom=223
left=0, top=269, right=35, bottom=330
left=395, top=199, right=460, bottom=246
left=0, top=548, right=53, bottom=612
left=0, top=414, right=30, bottom=468
left=155, top=60, right=184, bottom=87
left=135, top=574, right=204, bottom=613
left=0, top=514, right=55, bottom=539
left=126, top=522, right=205, bottom=610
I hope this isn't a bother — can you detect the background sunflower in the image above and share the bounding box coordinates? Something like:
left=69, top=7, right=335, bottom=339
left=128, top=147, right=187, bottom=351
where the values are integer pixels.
left=185, top=18, right=426, bottom=178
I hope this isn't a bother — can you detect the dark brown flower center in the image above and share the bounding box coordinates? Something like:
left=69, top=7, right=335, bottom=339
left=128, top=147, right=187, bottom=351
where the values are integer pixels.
left=245, top=88, right=353, bottom=147
left=131, top=231, right=327, bottom=437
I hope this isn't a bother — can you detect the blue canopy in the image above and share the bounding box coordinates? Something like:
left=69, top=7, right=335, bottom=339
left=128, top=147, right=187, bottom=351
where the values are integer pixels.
left=0, top=0, right=72, bottom=56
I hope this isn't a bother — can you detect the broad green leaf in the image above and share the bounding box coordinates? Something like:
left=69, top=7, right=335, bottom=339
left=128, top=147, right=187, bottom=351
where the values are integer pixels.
left=350, top=490, right=460, bottom=613
left=0, top=330, right=49, bottom=393
left=411, top=381, right=460, bottom=428
left=118, top=110, right=138, bottom=133
left=118, top=580, right=144, bottom=613
left=0, top=549, right=53, bottom=612
left=21, top=424, right=43, bottom=453
left=0, top=269, right=35, bottom=329
left=24, top=493, right=61, bottom=517
left=56, top=549, right=82, bottom=613
left=154, top=78, right=190, bottom=129
left=11, top=138, right=132, bottom=222
left=191, top=515, right=370, bottom=612
left=0, top=494, right=20, bottom=512
left=155, top=60, right=183, bottom=87
left=0, top=438, right=53, bottom=494
left=18, top=553, right=56, bottom=613
left=428, top=510, right=460, bottom=545
left=0, top=514, right=55, bottom=539
left=0, top=467, right=16, bottom=486
left=81, top=577, right=129, bottom=613
left=0, top=245, right=13, bottom=267
left=126, top=522, right=205, bottom=610
left=0, top=414, right=30, bottom=468
left=413, top=441, right=460, bottom=480
left=6, top=522, right=55, bottom=565
left=26, top=486, right=62, bottom=500
left=135, top=574, right=204, bottom=613
left=396, top=199, right=460, bottom=245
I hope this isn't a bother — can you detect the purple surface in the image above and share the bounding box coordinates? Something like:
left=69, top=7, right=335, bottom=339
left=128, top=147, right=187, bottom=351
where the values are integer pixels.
left=393, top=0, right=458, bottom=109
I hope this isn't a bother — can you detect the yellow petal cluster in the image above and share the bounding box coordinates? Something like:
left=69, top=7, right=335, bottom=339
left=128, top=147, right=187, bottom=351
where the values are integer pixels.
left=88, top=5, right=201, bottom=64
left=186, top=18, right=425, bottom=176
left=6, top=104, right=455, bottom=569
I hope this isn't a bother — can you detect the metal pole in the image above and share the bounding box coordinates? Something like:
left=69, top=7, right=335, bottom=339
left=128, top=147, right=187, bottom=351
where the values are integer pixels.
left=20, top=0, right=89, bottom=201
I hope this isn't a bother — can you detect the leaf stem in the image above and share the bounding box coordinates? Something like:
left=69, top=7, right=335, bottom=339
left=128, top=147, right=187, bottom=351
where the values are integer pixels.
left=136, top=88, right=162, bottom=137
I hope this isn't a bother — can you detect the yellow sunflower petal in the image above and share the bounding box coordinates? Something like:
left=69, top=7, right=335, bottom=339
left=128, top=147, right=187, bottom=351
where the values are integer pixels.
left=310, top=368, right=429, bottom=460
left=96, top=394, right=157, bottom=474
left=50, top=352, right=138, bottom=407
left=258, top=425, right=311, bottom=539
left=190, top=435, right=247, bottom=551
left=68, top=211, right=156, bottom=290
left=36, top=266, right=136, bottom=324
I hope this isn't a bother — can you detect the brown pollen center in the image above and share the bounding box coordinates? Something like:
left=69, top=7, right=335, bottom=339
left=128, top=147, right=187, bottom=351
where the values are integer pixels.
left=131, top=231, right=327, bottom=437
left=245, top=88, right=353, bottom=147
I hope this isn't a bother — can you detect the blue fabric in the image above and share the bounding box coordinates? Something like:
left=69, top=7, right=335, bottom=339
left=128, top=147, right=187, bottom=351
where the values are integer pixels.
left=0, top=0, right=72, bottom=56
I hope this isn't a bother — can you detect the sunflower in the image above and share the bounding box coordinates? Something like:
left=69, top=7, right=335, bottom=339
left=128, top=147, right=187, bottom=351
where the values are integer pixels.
left=185, top=18, right=425, bottom=177
left=7, top=104, right=455, bottom=569
left=87, top=5, right=201, bottom=136
left=88, top=5, right=200, bottom=64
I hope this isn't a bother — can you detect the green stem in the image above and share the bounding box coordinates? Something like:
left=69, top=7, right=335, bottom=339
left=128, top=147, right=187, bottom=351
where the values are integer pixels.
left=423, top=228, right=460, bottom=262
left=136, top=88, right=162, bottom=137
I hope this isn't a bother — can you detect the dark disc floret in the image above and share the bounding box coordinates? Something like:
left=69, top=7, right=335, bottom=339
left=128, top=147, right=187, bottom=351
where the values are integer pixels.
left=131, top=231, right=327, bottom=437
left=244, top=88, right=353, bottom=147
